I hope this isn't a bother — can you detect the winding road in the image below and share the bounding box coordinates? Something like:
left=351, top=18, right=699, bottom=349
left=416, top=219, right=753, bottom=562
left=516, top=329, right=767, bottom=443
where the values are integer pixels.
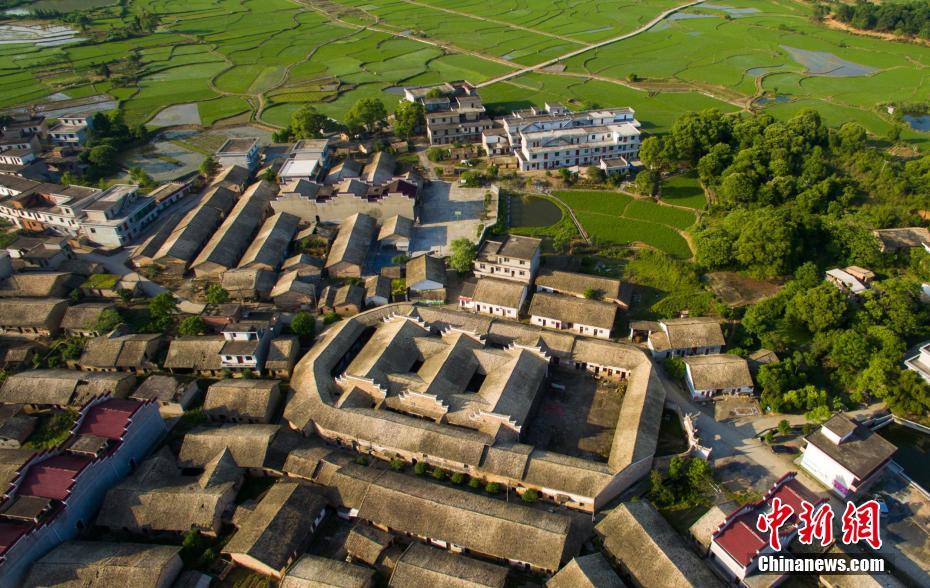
left=476, top=0, right=707, bottom=88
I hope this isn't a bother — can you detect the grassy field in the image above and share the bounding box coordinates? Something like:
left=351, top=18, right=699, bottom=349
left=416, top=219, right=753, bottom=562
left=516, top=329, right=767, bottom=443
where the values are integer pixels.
left=661, top=171, right=706, bottom=209
left=555, top=190, right=694, bottom=257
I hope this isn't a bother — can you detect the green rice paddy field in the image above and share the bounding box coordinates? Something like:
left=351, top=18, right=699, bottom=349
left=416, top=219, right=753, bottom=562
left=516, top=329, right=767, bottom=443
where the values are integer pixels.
left=0, top=0, right=928, bottom=148
left=554, top=190, right=695, bottom=258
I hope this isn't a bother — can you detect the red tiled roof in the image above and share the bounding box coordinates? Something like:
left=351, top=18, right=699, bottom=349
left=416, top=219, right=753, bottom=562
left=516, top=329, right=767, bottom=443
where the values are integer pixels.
left=17, top=454, right=91, bottom=501
left=76, top=399, right=140, bottom=439
left=713, top=512, right=766, bottom=567
left=0, top=521, right=30, bottom=555
left=712, top=473, right=825, bottom=569
left=769, top=477, right=822, bottom=520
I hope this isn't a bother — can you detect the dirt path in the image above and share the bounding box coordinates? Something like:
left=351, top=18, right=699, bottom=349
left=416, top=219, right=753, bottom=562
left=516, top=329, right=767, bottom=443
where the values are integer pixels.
left=476, top=0, right=706, bottom=88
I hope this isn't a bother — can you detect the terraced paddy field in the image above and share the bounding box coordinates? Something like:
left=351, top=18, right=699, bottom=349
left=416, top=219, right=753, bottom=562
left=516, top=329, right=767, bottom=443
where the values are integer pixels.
left=554, top=190, right=695, bottom=258
left=0, top=0, right=927, bottom=149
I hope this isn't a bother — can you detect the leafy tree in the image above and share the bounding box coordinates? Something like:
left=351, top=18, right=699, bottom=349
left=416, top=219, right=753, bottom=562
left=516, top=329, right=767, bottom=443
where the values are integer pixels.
left=558, top=167, right=576, bottom=186
left=764, top=431, right=775, bottom=444
left=449, top=238, right=477, bottom=273
left=638, top=136, right=668, bottom=171
left=178, top=316, right=206, bottom=336
left=346, top=98, right=387, bottom=134
left=662, top=357, right=686, bottom=381
left=291, top=105, right=331, bottom=139
left=148, top=292, right=178, bottom=331
left=413, top=462, right=426, bottom=475
left=86, top=144, right=118, bottom=174
left=732, top=208, right=797, bottom=277
left=93, top=308, right=123, bottom=333
left=468, top=477, right=482, bottom=489
left=777, top=419, right=792, bottom=436
left=431, top=467, right=445, bottom=480
left=460, top=171, right=482, bottom=187
left=484, top=482, right=500, bottom=494
left=291, top=312, right=316, bottom=342
left=521, top=488, right=539, bottom=503
left=393, top=100, right=425, bottom=140
left=695, top=227, right=734, bottom=270
left=450, top=472, right=465, bottom=484
left=634, top=169, right=660, bottom=196
left=261, top=167, right=276, bottom=182
left=586, top=166, right=607, bottom=183
left=199, top=156, right=219, bottom=177
left=204, top=283, right=230, bottom=305
left=787, top=283, right=847, bottom=333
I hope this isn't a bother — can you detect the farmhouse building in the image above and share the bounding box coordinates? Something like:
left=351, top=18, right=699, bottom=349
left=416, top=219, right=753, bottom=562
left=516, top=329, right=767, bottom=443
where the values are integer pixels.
left=390, top=542, right=509, bottom=587
left=271, top=270, right=316, bottom=311
left=203, top=379, right=282, bottom=423
left=215, top=137, right=260, bottom=172
left=325, top=212, right=377, bottom=278
left=548, top=553, right=624, bottom=588
left=23, top=541, right=183, bottom=588
left=873, top=227, right=930, bottom=253
left=406, top=253, right=446, bottom=302
left=459, top=277, right=527, bottom=318
left=222, top=481, right=328, bottom=578
left=825, top=267, right=870, bottom=295
left=236, top=211, right=300, bottom=271
left=490, top=105, right=641, bottom=172
left=378, top=214, right=413, bottom=251
left=96, top=446, right=241, bottom=536
left=632, top=317, right=725, bottom=359
left=404, top=81, right=493, bottom=145
left=129, top=374, right=199, bottom=418
left=535, top=268, right=630, bottom=308
left=596, top=501, right=722, bottom=588
left=473, top=234, right=541, bottom=284
left=191, top=180, right=277, bottom=277
left=799, top=414, right=897, bottom=498
left=683, top=354, right=754, bottom=400
left=0, top=297, right=68, bottom=337
left=48, top=113, right=93, bottom=146
left=0, top=369, right=135, bottom=407
left=528, top=291, right=617, bottom=339
left=318, top=284, right=366, bottom=316
left=282, top=555, right=375, bottom=588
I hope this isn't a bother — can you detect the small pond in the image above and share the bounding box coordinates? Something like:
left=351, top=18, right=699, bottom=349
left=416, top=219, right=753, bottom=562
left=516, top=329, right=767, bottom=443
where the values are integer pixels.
left=509, top=194, right=562, bottom=228
left=781, top=46, right=876, bottom=77
left=903, top=114, right=930, bottom=132
left=878, top=422, right=930, bottom=491
left=754, top=94, right=792, bottom=105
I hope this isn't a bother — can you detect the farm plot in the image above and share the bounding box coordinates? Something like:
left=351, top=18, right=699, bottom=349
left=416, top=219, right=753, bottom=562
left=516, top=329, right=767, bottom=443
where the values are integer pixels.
left=555, top=190, right=694, bottom=257
left=562, top=0, right=930, bottom=145
left=413, top=0, right=686, bottom=43
left=660, top=171, right=706, bottom=209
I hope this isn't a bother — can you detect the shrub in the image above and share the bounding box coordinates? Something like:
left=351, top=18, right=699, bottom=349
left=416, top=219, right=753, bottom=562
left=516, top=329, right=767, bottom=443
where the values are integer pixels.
left=323, top=311, right=340, bottom=325
left=484, top=482, right=500, bottom=494
left=291, top=312, right=316, bottom=341
left=354, top=455, right=369, bottom=466
left=204, top=283, right=230, bottom=304
left=450, top=472, right=465, bottom=484
left=178, top=316, right=206, bottom=336
left=389, top=458, right=405, bottom=471
left=413, top=462, right=427, bottom=475
left=468, top=477, right=482, bottom=489
left=521, top=488, right=540, bottom=503
left=431, top=467, right=445, bottom=480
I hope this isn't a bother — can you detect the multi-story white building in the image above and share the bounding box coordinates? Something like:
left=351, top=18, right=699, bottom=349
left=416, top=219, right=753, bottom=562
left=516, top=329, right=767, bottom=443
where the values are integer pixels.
left=799, top=414, right=897, bottom=498
left=0, top=175, right=100, bottom=235
left=486, top=104, right=641, bottom=172
left=219, top=312, right=280, bottom=373
left=473, top=234, right=541, bottom=284
left=403, top=81, right=493, bottom=145
left=48, top=113, right=93, bottom=146
left=80, top=184, right=161, bottom=247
